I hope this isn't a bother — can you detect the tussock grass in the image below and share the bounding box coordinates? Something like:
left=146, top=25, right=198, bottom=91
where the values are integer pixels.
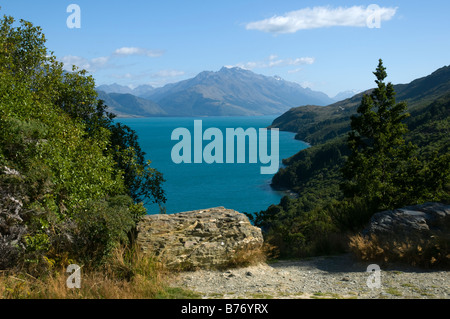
left=349, top=233, right=450, bottom=268
left=0, top=245, right=199, bottom=299
left=225, top=243, right=279, bottom=269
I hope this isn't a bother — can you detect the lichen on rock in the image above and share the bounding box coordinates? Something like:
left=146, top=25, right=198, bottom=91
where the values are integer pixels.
left=136, top=207, right=264, bottom=270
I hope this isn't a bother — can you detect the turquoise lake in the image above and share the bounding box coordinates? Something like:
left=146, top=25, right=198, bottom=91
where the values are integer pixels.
left=117, top=116, right=308, bottom=215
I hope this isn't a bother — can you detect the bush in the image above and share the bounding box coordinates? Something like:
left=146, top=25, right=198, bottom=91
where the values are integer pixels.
left=326, top=197, right=378, bottom=232
left=69, top=196, right=136, bottom=266
left=256, top=200, right=346, bottom=258
left=349, top=233, right=450, bottom=268
left=0, top=245, right=197, bottom=299
left=0, top=14, right=165, bottom=273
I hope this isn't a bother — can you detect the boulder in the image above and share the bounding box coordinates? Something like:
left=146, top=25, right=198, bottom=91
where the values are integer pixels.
left=136, top=207, right=264, bottom=269
left=363, top=202, right=450, bottom=237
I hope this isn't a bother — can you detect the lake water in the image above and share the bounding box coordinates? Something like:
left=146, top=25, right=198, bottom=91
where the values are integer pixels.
left=117, top=116, right=308, bottom=215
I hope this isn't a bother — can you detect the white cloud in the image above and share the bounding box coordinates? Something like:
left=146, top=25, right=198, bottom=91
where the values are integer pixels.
left=60, top=55, right=88, bottom=70
left=91, top=56, right=109, bottom=64
left=61, top=55, right=109, bottom=72
left=300, top=81, right=314, bottom=89
left=288, top=68, right=303, bottom=74
left=246, top=5, right=398, bottom=33
left=110, top=73, right=134, bottom=79
left=113, top=47, right=164, bottom=57
left=61, top=46, right=164, bottom=72
left=152, top=70, right=185, bottom=78
left=231, top=55, right=315, bottom=70
left=290, top=57, right=315, bottom=65
left=108, top=69, right=186, bottom=87
left=268, top=54, right=279, bottom=61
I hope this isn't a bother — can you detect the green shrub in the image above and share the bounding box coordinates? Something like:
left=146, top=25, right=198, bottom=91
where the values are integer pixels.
left=0, top=14, right=164, bottom=273
left=71, top=196, right=136, bottom=265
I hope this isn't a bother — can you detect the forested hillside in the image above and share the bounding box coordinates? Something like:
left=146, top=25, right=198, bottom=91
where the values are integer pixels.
left=270, top=65, right=450, bottom=145
left=250, top=61, right=450, bottom=262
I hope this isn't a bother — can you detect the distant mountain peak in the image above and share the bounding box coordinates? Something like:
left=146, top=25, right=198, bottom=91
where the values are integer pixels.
left=221, top=66, right=245, bottom=71
left=332, top=89, right=362, bottom=101
left=98, top=67, right=335, bottom=117
left=96, top=83, right=134, bottom=94
left=96, top=83, right=155, bottom=98
left=141, top=67, right=334, bottom=116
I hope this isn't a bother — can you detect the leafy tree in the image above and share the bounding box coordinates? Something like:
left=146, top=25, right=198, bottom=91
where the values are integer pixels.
left=53, top=75, right=167, bottom=211
left=1, top=11, right=166, bottom=211
left=0, top=14, right=165, bottom=271
left=252, top=59, right=449, bottom=259
left=108, top=121, right=166, bottom=206
left=341, top=59, right=413, bottom=210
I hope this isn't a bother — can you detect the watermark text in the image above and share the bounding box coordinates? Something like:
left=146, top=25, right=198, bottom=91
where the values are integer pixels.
left=366, top=264, right=381, bottom=289
left=66, top=264, right=81, bottom=289
left=66, top=4, right=81, bottom=29
left=171, top=120, right=279, bottom=174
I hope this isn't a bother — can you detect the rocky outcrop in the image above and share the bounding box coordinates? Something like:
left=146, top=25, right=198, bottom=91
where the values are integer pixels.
left=352, top=203, right=450, bottom=267
left=136, top=207, right=264, bottom=269
left=363, top=202, right=450, bottom=237
left=0, top=166, right=27, bottom=269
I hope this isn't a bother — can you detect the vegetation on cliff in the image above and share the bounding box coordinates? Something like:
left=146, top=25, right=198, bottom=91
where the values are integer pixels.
left=0, top=14, right=166, bottom=277
left=250, top=60, right=450, bottom=264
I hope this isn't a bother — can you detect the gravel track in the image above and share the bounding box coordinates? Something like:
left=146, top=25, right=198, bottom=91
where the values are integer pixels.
left=171, top=254, right=449, bottom=299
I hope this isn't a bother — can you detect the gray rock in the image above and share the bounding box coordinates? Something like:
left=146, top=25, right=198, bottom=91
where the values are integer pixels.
left=363, top=202, right=450, bottom=237
left=136, top=207, right=263, bottom=269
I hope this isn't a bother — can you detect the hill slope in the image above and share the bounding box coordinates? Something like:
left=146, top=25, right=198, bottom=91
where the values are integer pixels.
left=249, top=64, right=450, bottom=259
left=270, top=65, right=450, bottom=192
left=146, top=67, right=334, bottom=116
left=98, top=67, right=334, bottom=117
left=96, top=83, right=155, bottom=97
left=270, top=65, right=450, bottom=144
left=96, top=90, right=167, bottom=117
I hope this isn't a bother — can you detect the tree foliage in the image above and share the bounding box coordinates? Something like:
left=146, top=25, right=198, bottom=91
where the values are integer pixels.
left=252, top=59, right=449, bottom=259
left=341, top=59, right=413, bottom=210
left=0, top=14, right=165, bottom=271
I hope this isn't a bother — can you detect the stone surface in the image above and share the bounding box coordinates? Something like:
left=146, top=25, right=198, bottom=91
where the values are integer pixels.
left=0, top=166, right=27, bottom=269
left=136, top=207, right=264, bottom=269
left=172, top=254, right=450, bottom=299
left=363, top=202, right=450, bottom=237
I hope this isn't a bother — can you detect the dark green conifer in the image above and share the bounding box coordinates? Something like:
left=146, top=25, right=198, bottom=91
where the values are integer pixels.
left=342, top=59, right=412, bottom=209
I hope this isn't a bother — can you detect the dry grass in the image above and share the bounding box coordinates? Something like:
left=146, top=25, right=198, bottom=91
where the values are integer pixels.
left=0, top=245, right=199, bottom=299
left=348, top=234, right=385, bottom=261
left=225, top=243, right=279, bottom=269
left=349, top=233, right=450, bottom=268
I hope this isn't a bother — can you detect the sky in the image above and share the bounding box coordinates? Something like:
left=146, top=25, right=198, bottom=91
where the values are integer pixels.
left=1, top=0, right=449, bottom=97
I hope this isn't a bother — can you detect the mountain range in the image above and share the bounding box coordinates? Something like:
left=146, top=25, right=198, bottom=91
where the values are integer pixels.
left=332, top=90, right=362, bottom=101
left=96, top=91, right=167, bottom=117
left=96, top=83, right=155, bottom=96
left=96, top=67, right=336, bottom=117
left=268, top=63, right=450, bottom=197
left=269, top=64, right=450, bottom=144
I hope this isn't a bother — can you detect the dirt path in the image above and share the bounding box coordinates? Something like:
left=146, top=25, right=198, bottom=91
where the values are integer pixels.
left=171, top=254, right=449, bottom=299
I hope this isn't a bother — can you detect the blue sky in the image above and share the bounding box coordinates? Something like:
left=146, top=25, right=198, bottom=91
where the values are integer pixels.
left=1, top=0, right=449, bottom=97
